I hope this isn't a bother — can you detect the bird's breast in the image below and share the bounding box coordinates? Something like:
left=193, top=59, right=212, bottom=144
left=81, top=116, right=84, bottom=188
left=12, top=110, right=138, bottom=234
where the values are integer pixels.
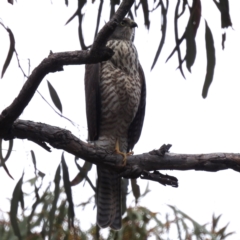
left=97, top=40, right=142, bottom=151
left=107, top=40, right=139, bottom=76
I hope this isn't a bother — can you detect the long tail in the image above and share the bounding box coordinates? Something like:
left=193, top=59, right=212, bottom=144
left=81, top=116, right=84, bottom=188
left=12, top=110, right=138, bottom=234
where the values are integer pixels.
left=97, top=167, right=121, bottom=230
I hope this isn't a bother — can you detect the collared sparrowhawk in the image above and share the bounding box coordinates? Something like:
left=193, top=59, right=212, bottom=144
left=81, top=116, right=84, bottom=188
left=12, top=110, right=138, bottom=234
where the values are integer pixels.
left=84, top=18, right=146, bottom=230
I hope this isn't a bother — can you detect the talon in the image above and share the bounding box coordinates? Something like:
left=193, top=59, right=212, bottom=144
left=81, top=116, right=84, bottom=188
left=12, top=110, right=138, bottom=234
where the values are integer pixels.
left=122, top=153, right=127, bottom=166
left=127, top=151, right=134, bottom=156
left=114, top=139, right=133, bottom=166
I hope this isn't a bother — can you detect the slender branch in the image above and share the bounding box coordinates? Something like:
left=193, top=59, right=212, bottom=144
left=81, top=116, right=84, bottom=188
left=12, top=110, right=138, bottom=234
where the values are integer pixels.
left=14, top=49, right=28, bottom=78
left=94, top=0, right=104, bottom=39
left=2, top=119, right=240, bottom=175
left=36, top=89, right=77, bottom=127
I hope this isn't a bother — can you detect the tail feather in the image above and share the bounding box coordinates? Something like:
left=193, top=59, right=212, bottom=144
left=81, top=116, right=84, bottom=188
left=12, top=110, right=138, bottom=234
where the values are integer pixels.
left=109, top=175, right=121, bottom=230
left=97, top=167, right=121, bottom=230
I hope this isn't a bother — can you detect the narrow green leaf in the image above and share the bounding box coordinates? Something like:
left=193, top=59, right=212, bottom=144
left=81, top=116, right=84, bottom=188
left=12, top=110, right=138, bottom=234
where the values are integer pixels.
left=212, top=0, right=220, bottom=10
left=173, top=206, right=211, bottom=235
left=78, top=0, right=87, bottom=10
left=0, top=139, right=13, bottom=163
left=41, top=220, right=47, bottom=239
left=151, top=1, right=168, bottom=70
left=56, top=200, right=68, bottom=226
left=65, top=9, right=78, bottom=26
left=27, top=176, right=38, bottom=186
left=28, top=182, right=49, bottom=223
left=185, top=21, right=196, bottom=72
left=48, top=164, right=61, bottom=239
left=217, top=223, right=229, bottom=236
left=140, top=0, right=150, bottom=29
left=222, top=32, right=226, bottom=50
left=0, top=24, right=15, bottom=78
left=213, top=0, right=231, bottom=47
left=47, top=80, right=62, bottom=113
left=202, top=21, right=216, bottom=98
left=191, top=0, right=202, bottom=36
left=140, top=182, right=151, bottom=198
left=71, top=159, right=92, bottom=186
left=61, top=153, right=75, bottom=227
left=178, top=0, right=187, bottom=18
left=32, top=185, right=51, bottom=227
left=212, top=214, right=222, bottom=231
left=72, top=158, right=95, bottom=192
left=219, top=0, right=232, bottom=28
left=38, top=170, right=45, bottom=178
left=0, top=139, right=14, bottom=179
left=10, top=173, right=24, bottom=240
left=28, top=160, right=45, bottom=179
left=77, top=0, right=87, bottom=50
left=30, top=150, right=37, bottom=174
left=224, top=231, right=235, bottom=238
left=27, top=183, right=40, bottom=233
left=131, top=179, right=140, bottom=204
left=174, top=0, right=185, bottom=78
left=4, top=139, right=13, bottom=162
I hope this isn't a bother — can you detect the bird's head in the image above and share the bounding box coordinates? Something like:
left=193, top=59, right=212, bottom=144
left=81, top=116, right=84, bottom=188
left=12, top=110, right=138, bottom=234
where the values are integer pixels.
left=110, top=18, right=138, bottom=42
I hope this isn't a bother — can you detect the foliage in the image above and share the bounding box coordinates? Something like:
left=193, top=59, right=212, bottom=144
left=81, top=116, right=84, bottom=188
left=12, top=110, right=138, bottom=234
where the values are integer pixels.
left=0, top=164, right=235, bottom=240
left=1, top=0, right=233, bottom=98
left=0, top=1, right=236, bottom=239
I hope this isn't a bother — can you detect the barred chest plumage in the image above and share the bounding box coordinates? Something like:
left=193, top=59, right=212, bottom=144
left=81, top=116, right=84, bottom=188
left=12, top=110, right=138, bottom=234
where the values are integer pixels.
left=96, top=39, right=142, bottom=152
left=107, top=40, right=139, bottom=75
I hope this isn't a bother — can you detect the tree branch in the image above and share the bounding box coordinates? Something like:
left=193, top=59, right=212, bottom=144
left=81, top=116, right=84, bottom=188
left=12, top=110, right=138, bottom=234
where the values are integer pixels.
left=0, top=0, right=134, bottom=135
left=0, top=49, right=113, bottom=133
left=2, top=119, right=240, bottom=177
left=90, top=0, right=134, bottom=52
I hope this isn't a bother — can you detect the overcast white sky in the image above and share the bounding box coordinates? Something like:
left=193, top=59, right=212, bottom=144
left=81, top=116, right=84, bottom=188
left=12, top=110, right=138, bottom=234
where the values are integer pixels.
left=0, top=0, right=240, bottom=238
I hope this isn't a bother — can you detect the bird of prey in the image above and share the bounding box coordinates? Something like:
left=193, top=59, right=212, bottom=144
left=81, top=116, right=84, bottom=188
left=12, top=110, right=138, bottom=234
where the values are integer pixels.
left=84, top=18, right=146, bottom=230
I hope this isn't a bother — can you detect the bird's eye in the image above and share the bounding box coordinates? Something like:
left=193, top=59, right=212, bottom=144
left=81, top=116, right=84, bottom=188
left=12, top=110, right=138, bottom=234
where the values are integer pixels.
left=120, top=21, right=125, bottom=26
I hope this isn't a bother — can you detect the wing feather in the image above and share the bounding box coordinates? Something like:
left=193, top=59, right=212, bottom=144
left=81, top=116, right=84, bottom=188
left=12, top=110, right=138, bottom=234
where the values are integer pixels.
left=127, top=63, right=146, bottom=152
left=84, top=63, right=101, bottom=141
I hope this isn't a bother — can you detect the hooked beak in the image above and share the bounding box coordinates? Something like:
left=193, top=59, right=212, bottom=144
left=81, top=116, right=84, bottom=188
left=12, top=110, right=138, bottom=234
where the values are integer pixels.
left=130, top=21, right=138, bottom=28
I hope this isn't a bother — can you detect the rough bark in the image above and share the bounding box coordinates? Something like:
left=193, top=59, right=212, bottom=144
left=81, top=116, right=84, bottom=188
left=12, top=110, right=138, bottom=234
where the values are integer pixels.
left=3, top=119, right=240, bottom=175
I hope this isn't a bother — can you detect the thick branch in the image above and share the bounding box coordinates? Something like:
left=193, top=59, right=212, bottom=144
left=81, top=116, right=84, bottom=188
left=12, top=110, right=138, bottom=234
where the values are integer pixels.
left=91, top=0, right=134, bottom=52
left=3, top=119, right=240, bottom=174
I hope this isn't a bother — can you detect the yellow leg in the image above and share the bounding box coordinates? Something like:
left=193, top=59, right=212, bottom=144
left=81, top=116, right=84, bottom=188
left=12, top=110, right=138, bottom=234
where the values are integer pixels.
left=114, top=139, right=134, bottom=166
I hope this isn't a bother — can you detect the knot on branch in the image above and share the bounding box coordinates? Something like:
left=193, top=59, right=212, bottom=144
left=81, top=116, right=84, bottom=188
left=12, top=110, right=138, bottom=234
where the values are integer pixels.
left=118, top=165, right=143, bottom=179
left=110, top=18, right=119, bottom=29
left=51, top=129, right=72, bottom=148
left=149, top=144, right=172, bottom=156
left=141, top=170, right=178, bottom=188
